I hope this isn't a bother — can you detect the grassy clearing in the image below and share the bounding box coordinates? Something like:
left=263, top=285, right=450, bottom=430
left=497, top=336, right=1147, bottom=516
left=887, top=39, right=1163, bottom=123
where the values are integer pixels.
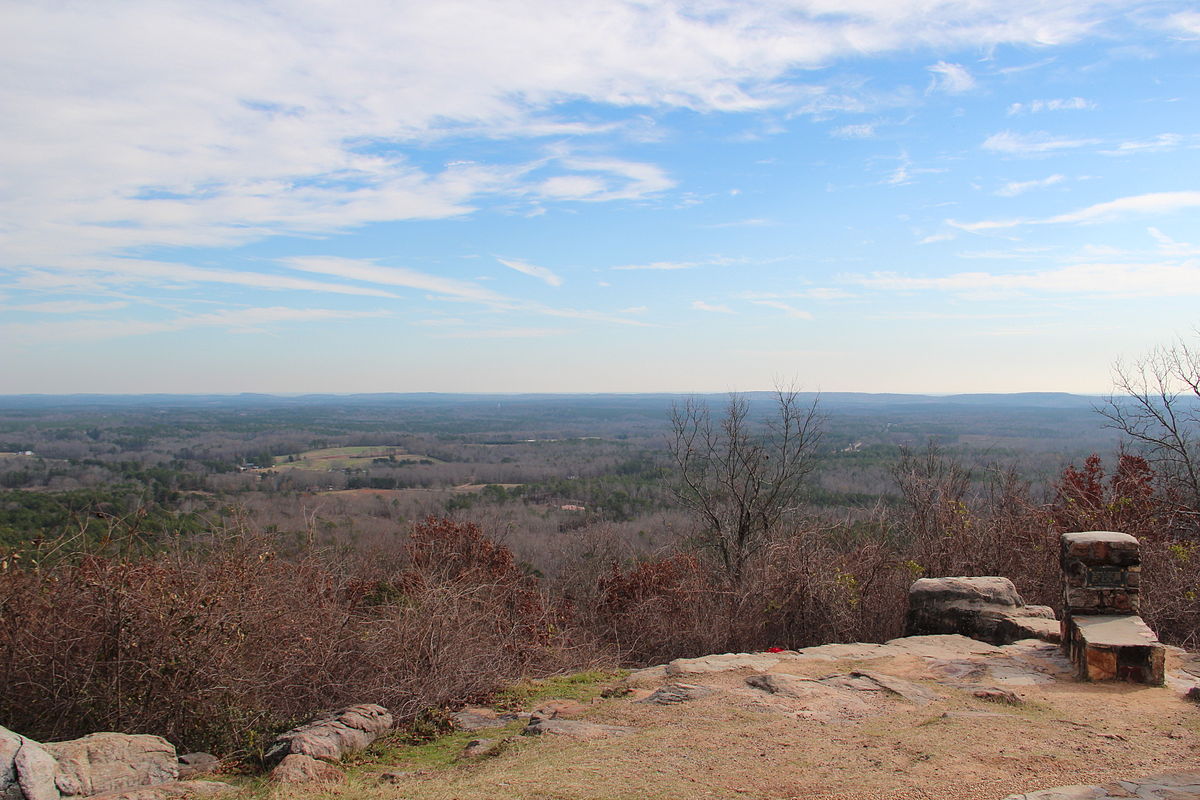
left=266, top=447, right=441, bottom=472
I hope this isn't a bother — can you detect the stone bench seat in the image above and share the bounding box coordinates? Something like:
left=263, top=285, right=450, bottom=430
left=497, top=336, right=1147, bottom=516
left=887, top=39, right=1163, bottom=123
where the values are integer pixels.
left=1065, top=614, right=1164, bottom=684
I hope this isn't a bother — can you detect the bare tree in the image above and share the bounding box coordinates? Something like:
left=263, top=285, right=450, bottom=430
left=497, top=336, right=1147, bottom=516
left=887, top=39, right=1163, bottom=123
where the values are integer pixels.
left=1099, top=341, right=1200, bottom=511
left=667, top=388, right=822, bottom=584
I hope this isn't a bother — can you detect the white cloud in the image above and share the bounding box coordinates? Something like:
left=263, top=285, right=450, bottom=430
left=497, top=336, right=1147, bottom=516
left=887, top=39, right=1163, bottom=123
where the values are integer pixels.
left=982, top=130, right=1100, bottom=155
left=1170, top=11, right=1200, bottom=37
left=496, top=257, right=564, bottom=287
left=832, top=123, right=877, bottom=139
left=0, top=0, right=1152, bottom=277
left=1007, top=97, right=1094, bottom=114
left=853, top=260, right=1200, bottom=298
left=692, top=300, right=734, bottom=313
left=918, top=232, right=956, bottom=244
left=995, top=174, right=1065, bottom=197
left=1101, top=133, right=1196, bottom=155
left=615, top=261, right=696, bottom=271
left=1, top=306, right=390, bottom=343
left=927, top=62, right=976, bottom=94
left=951, top=191, right=1200, bottom=231
left=282, top=257, right=510, bottom=305
left=9, top=300, right=129, bottom=314
left=748, top=299, right=813, bottom=319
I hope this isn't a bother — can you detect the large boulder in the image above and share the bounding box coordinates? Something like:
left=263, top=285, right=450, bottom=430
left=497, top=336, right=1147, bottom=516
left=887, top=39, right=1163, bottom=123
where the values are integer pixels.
left=906, top=577, right=1058, bottom=646
left=43, top=734, right=177, bottom=798
left=268, top=755, right=343, bottom=785
left=264, top=704, right=393, bottom=765
left=1, top=725, right=60, bottom=800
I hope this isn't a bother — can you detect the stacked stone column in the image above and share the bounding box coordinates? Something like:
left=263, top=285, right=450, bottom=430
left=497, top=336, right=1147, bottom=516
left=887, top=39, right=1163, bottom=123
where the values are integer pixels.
left=1060, top=531, right=1163, bottom=684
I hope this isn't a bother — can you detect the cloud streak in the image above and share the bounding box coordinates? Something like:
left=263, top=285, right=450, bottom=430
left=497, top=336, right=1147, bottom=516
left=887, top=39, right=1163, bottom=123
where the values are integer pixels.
left=497, top=258, right=564, bottom=287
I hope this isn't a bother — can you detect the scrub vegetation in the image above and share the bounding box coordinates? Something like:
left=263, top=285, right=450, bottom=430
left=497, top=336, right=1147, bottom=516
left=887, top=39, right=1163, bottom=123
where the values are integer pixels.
left=1, top=364, right=1198, bottom=758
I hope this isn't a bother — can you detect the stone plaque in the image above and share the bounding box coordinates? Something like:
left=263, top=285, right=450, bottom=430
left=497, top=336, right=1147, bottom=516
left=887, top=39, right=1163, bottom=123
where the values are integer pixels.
left=1086, top=566, right=1126, bottom=587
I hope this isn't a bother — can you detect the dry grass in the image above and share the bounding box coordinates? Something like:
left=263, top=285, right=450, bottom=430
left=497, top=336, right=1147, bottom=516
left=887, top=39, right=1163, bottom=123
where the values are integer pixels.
left=259, top=649, right=1200, bottom=800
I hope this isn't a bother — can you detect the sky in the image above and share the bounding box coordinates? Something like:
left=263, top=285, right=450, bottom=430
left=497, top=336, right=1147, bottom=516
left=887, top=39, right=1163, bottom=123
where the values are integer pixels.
left=2, top=0, right=1200, bottom=395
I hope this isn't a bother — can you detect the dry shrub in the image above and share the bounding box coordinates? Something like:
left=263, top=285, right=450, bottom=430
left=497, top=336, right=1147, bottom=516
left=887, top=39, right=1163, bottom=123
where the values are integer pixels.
left=0, top=517, right=599, bottom=755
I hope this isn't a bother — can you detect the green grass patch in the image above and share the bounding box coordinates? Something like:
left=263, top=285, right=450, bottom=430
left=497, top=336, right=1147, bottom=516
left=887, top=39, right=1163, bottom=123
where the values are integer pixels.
left=492, top=670, right=628, bottom=710
left=344, top=721, right=527, bottom=772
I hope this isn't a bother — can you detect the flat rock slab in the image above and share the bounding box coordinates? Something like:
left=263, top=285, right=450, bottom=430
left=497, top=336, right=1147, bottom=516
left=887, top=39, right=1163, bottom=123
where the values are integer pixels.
left=1, top=725, right=60, bottom=800
left=665, top=653, right=782, bottom=675
left=843, top=670, right=941, bottom=706
left=1003, top=773, right=1200, bottom=799
left=637, top=684, right=717, bottom=705
left=522, top=719, right=635, bottom=740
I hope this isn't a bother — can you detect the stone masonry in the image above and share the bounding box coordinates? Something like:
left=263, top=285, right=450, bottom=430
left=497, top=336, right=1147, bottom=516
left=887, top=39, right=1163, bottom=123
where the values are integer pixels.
left=1060, top=531, right=1164, bottom=684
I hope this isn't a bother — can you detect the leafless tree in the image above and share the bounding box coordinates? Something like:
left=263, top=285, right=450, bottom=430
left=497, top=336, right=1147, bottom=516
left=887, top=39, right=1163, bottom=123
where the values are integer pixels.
left=1099, top=340, right=1200, bottom=510
left=667, top=388, right=822, bottom=584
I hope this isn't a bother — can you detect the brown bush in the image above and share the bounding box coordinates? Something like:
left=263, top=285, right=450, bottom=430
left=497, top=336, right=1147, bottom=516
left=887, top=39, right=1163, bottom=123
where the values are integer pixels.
left=0, top=518, right=599, bottom=756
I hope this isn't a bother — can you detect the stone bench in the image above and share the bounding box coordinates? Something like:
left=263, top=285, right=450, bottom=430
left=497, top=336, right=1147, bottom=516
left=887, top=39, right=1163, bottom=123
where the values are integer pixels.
left=1064, top=614, right=1165, bottom=684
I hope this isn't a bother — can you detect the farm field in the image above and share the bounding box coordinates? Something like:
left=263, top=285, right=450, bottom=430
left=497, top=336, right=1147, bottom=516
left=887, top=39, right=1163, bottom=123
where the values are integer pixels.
left=264, top=446, right=440, bottom=472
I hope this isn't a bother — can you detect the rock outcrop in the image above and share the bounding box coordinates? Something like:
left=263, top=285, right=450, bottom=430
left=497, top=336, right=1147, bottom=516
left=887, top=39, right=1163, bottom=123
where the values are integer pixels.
left=905, top=576, right=1059, bottom=645
left=1, top=726, right=59, bottom=800
left=268, top=755, right=343, bottom=785
left=43, top=734, right=177, bottom=798
left=264, top=704, right=393, bottom=764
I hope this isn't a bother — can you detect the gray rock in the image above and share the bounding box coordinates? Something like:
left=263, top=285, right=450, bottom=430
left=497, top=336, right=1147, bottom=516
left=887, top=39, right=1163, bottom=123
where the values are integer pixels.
left=44, top=733, right=176, bottom=798
left=264, top=704, right=393, bottom=764
left=174, top=755, right=218, bottom=780
left=451, top=711, right=501, bottom=732
left=522, top=719, right=635, bottom=740
left=745, top=674, right=825, bottom=699
left=268, top=754, right=343, bottom=784
left=848, top=670, right=941, bottom=706
left=906, top=577, right=1059, bottom=646
left=637, top=684, right=716, bottom=705
left=458, top=738, right=507, bottom=759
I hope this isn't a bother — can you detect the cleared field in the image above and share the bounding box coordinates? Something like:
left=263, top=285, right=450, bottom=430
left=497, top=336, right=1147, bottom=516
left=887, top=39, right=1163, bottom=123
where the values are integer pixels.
left=265, top=446, right=441, bottom=472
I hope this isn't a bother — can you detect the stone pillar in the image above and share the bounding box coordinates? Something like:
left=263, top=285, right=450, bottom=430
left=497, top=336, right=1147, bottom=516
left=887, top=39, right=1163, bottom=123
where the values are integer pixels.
left=1059, top=531, right=1164, bottom=685
left=1060, top=531, right=1142, bottom=616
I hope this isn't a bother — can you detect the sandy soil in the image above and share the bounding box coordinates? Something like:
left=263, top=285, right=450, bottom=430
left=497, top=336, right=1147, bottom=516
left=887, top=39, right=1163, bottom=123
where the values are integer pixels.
left=270, top=637, right=1200, bottom=800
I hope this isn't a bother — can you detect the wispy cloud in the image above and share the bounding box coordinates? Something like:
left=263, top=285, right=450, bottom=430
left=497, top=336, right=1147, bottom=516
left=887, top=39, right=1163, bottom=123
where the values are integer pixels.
left=496, top=257, right=564, bottom=287
left=1100, top=133, right=1197, bottom=155
left=951, top=191, right=1200, bottom=231
left=1, top=307, right=390, bottom=343
left=982, top=130, right=1100, bottom=155
left=853, top=260, right=1200, bottom=298
left=995, top=174, right=1065, bottom=197
left=1007, top=97, right=1094, bottom=114
left=748, top=299, right=813, bottom=319
left=8, top=300, right=129, bottom=314
left=832, top=123, right=877, bottom=139
left=614, top=261, right=699, bottom=271
left=692, top=300, right=734, bottom=314
left=927, top=62, right=976, bottom=94
left=282, top=257, right=510, bottom=304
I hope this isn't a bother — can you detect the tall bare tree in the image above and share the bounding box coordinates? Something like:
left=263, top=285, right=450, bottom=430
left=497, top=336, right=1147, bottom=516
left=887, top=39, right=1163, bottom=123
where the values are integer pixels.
left=1099, top=340, right=1200, bottom=513
left=667, top=388, right=822, bottom=584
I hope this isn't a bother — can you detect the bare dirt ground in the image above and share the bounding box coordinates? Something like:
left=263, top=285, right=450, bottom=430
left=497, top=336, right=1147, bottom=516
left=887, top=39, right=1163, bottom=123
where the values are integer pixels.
left=269, top=636, right=1200, bottom=800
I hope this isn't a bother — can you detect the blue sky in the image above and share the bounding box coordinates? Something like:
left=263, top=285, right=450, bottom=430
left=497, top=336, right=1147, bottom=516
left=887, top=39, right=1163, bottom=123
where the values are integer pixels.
left=2, top=0, right=1199, bottom=394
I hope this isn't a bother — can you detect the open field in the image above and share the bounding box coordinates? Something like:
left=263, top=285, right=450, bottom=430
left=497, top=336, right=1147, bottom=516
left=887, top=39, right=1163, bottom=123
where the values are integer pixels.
left=264, top=446, right=440, bottom=472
